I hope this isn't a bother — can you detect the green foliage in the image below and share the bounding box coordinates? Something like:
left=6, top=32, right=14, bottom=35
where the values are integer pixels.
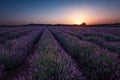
left=32, top=55, right=59, bottom=80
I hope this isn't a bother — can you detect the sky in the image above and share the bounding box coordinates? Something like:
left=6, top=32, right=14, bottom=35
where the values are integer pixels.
left=0, top=0, right=120, bottom=25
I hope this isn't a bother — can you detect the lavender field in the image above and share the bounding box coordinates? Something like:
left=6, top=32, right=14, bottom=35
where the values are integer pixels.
left=0, top=26, right=120, bottom=80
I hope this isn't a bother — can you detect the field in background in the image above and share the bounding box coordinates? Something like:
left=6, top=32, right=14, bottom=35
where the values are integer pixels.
left=0, top=26, right=120, bottom=80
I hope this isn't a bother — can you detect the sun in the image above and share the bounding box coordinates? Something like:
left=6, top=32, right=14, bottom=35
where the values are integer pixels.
left=73, top=18, right=83, bottom=25
left=75, top=21, right=81, bottom=25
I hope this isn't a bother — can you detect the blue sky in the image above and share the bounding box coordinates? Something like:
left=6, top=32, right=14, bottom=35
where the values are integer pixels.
left=0, top=0, right=120, bottom=24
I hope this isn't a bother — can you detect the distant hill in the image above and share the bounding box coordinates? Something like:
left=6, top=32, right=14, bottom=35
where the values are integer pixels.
left=86, top=23, right=120, bottom=27
left=25, top=23, right=76, bottom=27
left=24, top=23, right=120, bottom=27
left=0, top=23, right=120, bottom=28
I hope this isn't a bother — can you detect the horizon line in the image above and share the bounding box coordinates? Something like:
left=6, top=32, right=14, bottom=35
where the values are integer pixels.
left=0, top=23, right=120, bottom=26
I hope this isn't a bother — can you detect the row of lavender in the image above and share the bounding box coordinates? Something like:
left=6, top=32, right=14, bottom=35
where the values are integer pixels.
left=57, top=27, right=120, bottom=54
left=0, top=27, right=37, bottom=43
left=0, top=27, right=43, bottom=79
left=14, top=28, right=85, bottom=80
left=59, top=27, right=120, bottom=42
left=51, top=28, right=120, bottom=80
left=0, top=26, right=120, bottom=80
left=58, top=27, right=120, bottom=37
left=0, top=27, right=34, bottom=37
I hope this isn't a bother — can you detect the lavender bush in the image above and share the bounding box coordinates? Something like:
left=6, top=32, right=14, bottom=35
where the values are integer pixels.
left=0, top=27, right=36, bottom=43
left=0, top=27, right=120, bottom=80
left=0, top=28, right=43, bottom=69
left=59, top=27, right=120, bottom=54
left=15, top=29, right=85, bottom=80
left=51, top=29, right=120, bottom=80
